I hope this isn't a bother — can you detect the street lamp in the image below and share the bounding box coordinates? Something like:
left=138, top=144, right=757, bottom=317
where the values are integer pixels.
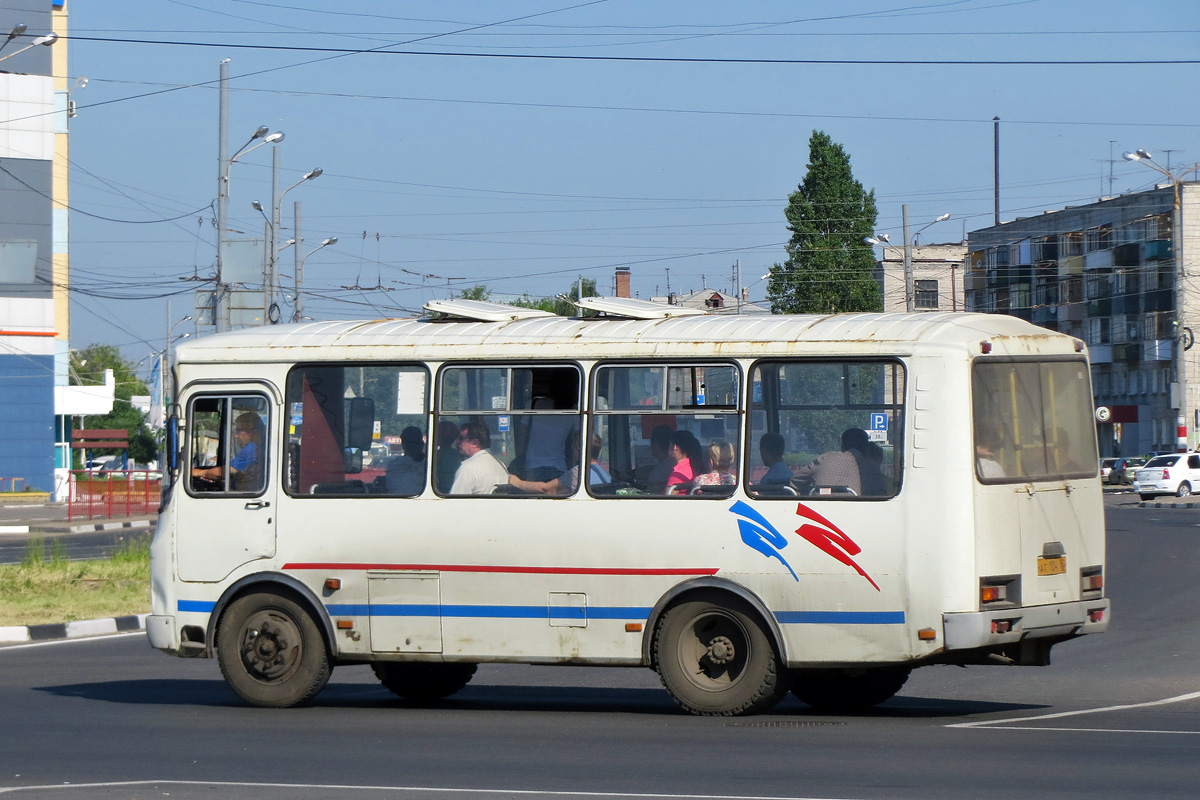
left=264, top=166, right=323, bottom=324
left=0, top=28, right=57, bottom=64
left=215, top=124, right=283, bottom=331
left=901, top=207, right=950, bottom=312
left=293, top=237, right=337, bottom=322
left=1123, top=149, right=1200, bottom=451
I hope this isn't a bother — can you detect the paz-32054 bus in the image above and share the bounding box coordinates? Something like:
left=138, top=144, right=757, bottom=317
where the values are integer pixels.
left=147, top=298, right=1108, bottom=715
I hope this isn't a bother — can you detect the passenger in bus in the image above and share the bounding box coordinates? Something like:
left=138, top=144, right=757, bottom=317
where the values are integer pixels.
left=518, top=396, right=578, bottom=482
left=793, top=428, right=866, bottom=495
left=508, top=435, right=584, bottom=496
left=694, top=440, right=737, bottom=487
left=385, top=425, right=426, bottom=495
left=975, top=427, right=1006, bottom=479
left=586, top=433, right=612, bottom=486
left=645, top=425, right=676, bottom=494
left=666, top=430, right=705, bottom=494
left=191, top=411, right=263, bottom=491
left=855, top=439, right=888, bottom=496
left=434, top=420, right=463, bottom=492
left=758, top=433, right=793, bottom=485
left=449, top=421, right=510, bottom=495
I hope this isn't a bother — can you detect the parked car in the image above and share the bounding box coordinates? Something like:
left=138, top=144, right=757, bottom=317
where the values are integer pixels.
left=1100, top=458, right=1118, bottom=482
left=1108, top=456, right=1146, bottom=485
left=1132, top=454, right=1200, bottom=499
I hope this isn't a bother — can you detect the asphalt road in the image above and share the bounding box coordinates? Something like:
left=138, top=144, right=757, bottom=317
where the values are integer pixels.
left=0, top=500, right=1197, bottom=799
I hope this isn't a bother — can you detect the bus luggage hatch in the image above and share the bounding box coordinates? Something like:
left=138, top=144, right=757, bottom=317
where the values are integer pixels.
left=368, top=572, right=442, bottom=653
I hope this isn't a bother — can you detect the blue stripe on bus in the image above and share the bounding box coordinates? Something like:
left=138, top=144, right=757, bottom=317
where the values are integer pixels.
left=775, top=610, right=906, bottom=625
left=177, top=600, right=217, bottom=613
left=179, top=600, right=901, bottom=625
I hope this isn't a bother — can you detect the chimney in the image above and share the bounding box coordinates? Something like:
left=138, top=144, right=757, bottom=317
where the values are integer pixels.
left=615, top=266, right=631, bottom=298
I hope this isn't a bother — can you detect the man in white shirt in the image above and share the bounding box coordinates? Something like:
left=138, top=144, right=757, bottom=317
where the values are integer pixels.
left=449, top=421, right=510, bottom=495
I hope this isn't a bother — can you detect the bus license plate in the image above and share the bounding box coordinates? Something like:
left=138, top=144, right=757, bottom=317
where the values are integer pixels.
left=1037, top=556, right=1067, bottom=576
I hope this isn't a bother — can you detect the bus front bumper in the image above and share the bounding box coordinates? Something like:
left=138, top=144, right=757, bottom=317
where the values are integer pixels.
left=943, top=598, right=1110, bottom=653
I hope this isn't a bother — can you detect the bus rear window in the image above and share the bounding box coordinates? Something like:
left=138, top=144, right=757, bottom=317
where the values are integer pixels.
left=972, top=359, right=1097, bottom=483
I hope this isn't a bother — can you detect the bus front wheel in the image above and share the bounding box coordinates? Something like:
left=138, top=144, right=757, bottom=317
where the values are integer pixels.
left=216, top=591, right=331, bottom=708
left=790, top=666, right=911, bottom=712
left=653, top=593, right=787, bottom=716
left=371, top=662, right=478, bottom=701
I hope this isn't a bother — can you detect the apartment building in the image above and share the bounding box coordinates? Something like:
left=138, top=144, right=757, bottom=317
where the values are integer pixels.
left=965, top=184, right=1200, bottom=457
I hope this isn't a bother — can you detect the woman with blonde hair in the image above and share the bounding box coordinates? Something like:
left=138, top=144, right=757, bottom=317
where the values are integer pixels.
left=694, top=440, right=737, bottom=487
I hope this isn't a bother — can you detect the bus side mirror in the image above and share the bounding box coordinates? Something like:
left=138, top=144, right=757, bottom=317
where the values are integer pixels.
left=166, top=416, right=179, bottom=475
left=347, top=397, right=375, bottom=451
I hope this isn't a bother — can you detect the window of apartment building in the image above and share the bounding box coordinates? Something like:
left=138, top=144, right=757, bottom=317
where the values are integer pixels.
left=1085, top=225, right=1113, bottom=252
left=994, top=246, right=1011, bottom=267
left=1062, top=276, right=1083, bottom=303
left=1086, top=272, right=1113, bottom=300
left=1061, top=231, right=1084, bottom=256
left=1086, top=317, right=1111, bottom=345
left=1011, top=283, right=1032, bottom=310
left=914, top=279, right=938, bottom=310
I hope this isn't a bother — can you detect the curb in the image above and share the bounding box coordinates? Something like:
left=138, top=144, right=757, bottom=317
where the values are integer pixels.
left=0, top=613, right=147, bottom=645
left=64, top=519, right=154, bottom=534
left=1138, top=500, right=1200, bottom=509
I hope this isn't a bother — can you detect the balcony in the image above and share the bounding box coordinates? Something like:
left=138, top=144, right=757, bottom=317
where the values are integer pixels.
left=1143, top=339, right=1172, bottom=362
left=1144, top=240, right=1172, bottom=261
left=1089, top=344, right=1112, bottom=364
left=1085, top=250, right=1114, bottom=270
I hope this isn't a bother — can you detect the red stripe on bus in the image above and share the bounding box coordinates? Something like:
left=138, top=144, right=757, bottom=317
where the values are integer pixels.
left=283, top=563, right=718, bottom=576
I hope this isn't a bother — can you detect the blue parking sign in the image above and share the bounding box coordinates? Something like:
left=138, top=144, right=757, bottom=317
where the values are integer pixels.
left=870, top=413, right=888, bottom=432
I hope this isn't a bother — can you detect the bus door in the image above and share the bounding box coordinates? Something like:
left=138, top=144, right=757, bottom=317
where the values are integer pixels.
left=179, top=392, right=277, bottom=582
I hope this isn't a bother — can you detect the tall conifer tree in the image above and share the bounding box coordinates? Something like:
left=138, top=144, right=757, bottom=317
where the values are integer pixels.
left=767, top=131, right=881, bottom=313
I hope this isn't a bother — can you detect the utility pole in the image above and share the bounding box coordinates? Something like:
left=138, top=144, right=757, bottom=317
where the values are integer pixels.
left=902, top=204, right=914, bottom=312
left=215, top=59, right=231, bottom=332
left=293, top=200, right=303, bottom=323
left=993, top=116, right=1000, bottom=226
left=267, top=144, right=281, bottom=323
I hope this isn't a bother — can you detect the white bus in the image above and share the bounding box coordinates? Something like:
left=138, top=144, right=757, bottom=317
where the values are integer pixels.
left=147, top=298, right=1109, bottom=715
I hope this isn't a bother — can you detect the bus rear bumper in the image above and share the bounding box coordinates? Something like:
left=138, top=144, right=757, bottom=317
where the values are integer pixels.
left=147, top=614, right=178, bottom=651
left=942, top=598, right=1110, bottom=659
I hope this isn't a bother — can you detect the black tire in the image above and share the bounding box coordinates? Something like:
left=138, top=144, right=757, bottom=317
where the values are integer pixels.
left=1140, top=493, right=1154, bottom=501
left=790, top=666, right=911, bottom=712
left=371, top=662, right=478, bottom=701
left=216, top=591, right=331, bottom=708
left=653, top=592, right=787, bottom=716
left=1178, top=482, right=1192, bottom=498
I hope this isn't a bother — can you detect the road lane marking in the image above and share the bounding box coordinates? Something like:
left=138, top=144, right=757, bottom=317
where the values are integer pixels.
left=947, top=690, right=1200, bottom=732
left=0, top=631, right=145, bottom=651
left=0, top=781, right=858, bottom=800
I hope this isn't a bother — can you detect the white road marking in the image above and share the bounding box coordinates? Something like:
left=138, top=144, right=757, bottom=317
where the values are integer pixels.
left=0, top=780, right=857, bottom=800
left=947, top=690, right=1200, bottom=732
left=0, top=631, right=145, bottom=651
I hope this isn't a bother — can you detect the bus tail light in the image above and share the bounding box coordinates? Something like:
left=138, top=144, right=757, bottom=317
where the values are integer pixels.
left=980, top=575, right=1020, bottom=608
left=1080, top=566, right=1103, bottom=598
left=1089, top=609, right=1105, bottom=623
left=991, top=620, right=1013, bottom=634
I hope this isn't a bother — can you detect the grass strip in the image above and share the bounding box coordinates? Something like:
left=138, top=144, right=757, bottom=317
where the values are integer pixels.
left=0, top=538, right=149, bottom=627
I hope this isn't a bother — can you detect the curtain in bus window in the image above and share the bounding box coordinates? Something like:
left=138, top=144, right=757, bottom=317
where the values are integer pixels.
left=972, top=359, right=1096, bottom=484
left=591, top=364, right=740, bottom=498
left=285, top=365, right=429, bottom=497
left=747, top=360, right=905, bottom=500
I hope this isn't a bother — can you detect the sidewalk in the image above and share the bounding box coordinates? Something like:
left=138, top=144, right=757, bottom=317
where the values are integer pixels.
left=0, top=500, right=156, bottom=536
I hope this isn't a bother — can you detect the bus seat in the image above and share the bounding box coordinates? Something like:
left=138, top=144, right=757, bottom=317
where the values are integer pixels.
left=309, top=480, right=368, bottom=495
left=750, top=483, right=799, bottom=497
left=808, top=485, right=858, bottom=496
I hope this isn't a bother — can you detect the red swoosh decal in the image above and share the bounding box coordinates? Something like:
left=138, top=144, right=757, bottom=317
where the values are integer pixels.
left=793, top=503, right=880, bottom=591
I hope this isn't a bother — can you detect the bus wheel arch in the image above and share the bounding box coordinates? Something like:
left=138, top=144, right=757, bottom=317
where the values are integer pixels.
left=214, top=584, right=333, bottom=708
left=644, top=578, right=788, bottom=667
left=207, top=571, right=337, bottom=661
left=650, top=586, right=790, bottom=716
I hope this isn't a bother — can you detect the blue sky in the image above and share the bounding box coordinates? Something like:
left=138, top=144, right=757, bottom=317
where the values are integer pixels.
left=63, top=0, right=1200, bottom=368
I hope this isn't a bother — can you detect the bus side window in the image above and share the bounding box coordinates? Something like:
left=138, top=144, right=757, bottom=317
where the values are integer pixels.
left=591, top=363, right=740, bottom=498
left=284, top=364, right=429, bottom=497
left=747, top=360, right=905, bottom=500
left=436, top=364, right=582, bottom=496
left=187, top=394, right=269, bottom=496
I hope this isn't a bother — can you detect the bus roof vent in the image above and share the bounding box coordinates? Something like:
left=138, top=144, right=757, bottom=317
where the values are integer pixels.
left=573, top=296, right=707, bottom=320
left=423, top=299, right=557, bottom=322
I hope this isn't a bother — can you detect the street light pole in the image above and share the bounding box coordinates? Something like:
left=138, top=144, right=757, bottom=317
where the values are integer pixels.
left=1123, top=150, right=1200, bottom=451
left=902, top=204, right=913, bottom=312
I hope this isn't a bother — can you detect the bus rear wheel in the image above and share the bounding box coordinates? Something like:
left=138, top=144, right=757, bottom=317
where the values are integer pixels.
left=790, top=666, right=910, bottom=712
left=653, top=593, right=787, bottom=716
left=216, top=591, right=331, bottom=708
left=371, top=662, right=478, bottom=701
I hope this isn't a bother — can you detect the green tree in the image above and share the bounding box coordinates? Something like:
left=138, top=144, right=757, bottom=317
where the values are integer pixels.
left=767, top=130, right=881, bottom=314
left=70, top=344, right=157, bottom=464
left=510, top=278, right=597, bottom=317
left=455, top=284, right=492, bottom=301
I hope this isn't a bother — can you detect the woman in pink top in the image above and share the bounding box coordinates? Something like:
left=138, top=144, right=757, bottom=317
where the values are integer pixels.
left=665, top=430, right=705, bottom=494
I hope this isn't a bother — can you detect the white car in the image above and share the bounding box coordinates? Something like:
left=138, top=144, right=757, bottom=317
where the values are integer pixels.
left=1133, top=453, right=1200, bottom=500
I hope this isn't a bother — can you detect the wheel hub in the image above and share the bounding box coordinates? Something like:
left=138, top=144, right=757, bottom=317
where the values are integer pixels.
left=705, top=635, right=736, bottom=665
left=242, top=618, right=296, bottom=680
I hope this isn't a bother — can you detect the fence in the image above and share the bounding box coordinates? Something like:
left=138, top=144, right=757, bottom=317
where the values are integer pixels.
left=0, top=478, right=26, bottom=493
left=67, top=469, right=162, bottom=521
